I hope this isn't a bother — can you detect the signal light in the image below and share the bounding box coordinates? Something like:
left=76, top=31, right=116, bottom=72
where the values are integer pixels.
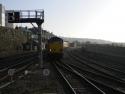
left=8, top=12, right=20, bottom=22
left=8, top=13, right=14, bottom=22
left=14, top=12, right=20, bottom=21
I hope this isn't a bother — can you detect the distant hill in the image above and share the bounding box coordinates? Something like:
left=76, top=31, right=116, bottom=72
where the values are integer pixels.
left=61, top=37, right=112, bottom=44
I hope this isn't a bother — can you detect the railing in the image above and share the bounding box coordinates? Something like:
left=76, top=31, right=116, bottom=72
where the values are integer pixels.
left=7, top=9, right=44, bottom=23
left=19, top=10, right=44, bottom=19
left=7, top=9, right=44, bottom=19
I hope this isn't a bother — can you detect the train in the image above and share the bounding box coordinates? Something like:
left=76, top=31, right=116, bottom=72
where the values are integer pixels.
left=44, top=36, right=63, bottom=60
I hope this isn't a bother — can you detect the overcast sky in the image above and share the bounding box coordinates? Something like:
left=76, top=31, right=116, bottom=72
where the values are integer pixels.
left=1, top=0, right=125, bottom=42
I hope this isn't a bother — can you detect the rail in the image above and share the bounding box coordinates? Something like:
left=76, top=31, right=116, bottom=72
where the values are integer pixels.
left=52, top=60, right=105, bottom=94
left=66, top=50, right=125, bottom=93
left=0, top=52, right=39, bottom=89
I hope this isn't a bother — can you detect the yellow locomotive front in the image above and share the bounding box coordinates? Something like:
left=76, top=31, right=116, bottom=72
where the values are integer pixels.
left=46, top=37, right=63, bottom=60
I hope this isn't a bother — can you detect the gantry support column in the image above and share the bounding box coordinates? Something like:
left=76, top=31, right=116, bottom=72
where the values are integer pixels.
left=7, top=10, right=44, bottom=68
left=37, top=23, right=43, bottom=68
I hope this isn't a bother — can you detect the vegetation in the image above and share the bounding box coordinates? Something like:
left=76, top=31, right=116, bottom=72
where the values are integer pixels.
left=0, top=26, right=28, bottom=57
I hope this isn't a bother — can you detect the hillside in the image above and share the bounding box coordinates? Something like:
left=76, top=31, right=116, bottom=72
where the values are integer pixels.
left=62, top=37, right=112, bottom=44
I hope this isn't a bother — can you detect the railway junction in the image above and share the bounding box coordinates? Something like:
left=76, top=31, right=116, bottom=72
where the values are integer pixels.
left=0, top=9, right=125, bottom=94
left=1, top=48, right=125, bottom=94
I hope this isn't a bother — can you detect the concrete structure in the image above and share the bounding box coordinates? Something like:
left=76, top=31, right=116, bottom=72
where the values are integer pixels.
left=0, top=4, right=5, bottom=26
left=5, top=10, right=15, bottom=28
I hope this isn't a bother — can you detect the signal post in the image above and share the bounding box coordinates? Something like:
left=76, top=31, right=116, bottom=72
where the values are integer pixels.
left=8, top=10, right=44, bottom=67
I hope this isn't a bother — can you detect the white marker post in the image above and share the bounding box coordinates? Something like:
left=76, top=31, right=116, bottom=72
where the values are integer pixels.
left=43, top=69, right=50, bottom=87
left=8, top=69, right=15, bottom=82
left=43, top=69, right=50, bottom=76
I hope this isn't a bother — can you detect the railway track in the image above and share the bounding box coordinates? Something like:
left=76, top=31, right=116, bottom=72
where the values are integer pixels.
left=64, top=50, right=125, bottom=93
left=0, top=52, right=37, bottom=69
left=69, top=50, right=125, bottom=81
left=52, top=60, right=105, bottom=94
left=77, top=49, right=125, bottom=71
left=0, top=52, right=39, bottom=89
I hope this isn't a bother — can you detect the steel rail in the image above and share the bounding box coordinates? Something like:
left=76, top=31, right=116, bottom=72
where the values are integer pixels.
left=0, top=52, right=38, bottom=70
left=0, top=52, right=38, bottom=79
left=52, top=62, right=76, bottom=94
left=54, top=61, right=105, bottom=94
left=0, top=52, right=38, bottom=86
left=68, top=62, right=125, bottom=93
left=66, top=52, right=125, bottom=93
left=72, top=50, right=125, bottom=78
left=76, top=49, right=125, bottom=72
left=68, top=51, right=125, bottom=82
left=58, top=60, right=106, bottom=94
left=0, top=52, right=38, bottom=69
left=0, top=57, right=37, bottom=89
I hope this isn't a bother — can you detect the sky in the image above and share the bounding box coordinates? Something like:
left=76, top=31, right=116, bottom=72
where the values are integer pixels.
left=1, top=0, right=125, bottom=42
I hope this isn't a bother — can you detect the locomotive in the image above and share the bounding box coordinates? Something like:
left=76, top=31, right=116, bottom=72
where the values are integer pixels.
left=44, top=36, right=63, bottom=60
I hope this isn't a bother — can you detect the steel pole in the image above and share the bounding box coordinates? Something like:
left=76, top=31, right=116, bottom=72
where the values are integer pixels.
left=38, top=24, right=43, bottom=68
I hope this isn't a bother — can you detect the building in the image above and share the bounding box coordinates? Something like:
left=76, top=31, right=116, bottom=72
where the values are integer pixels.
left=29, top=28, right=56, bottom=49
left=5, top=10, right=15, bottom=28
left=0, top=4, right=14, bottom=28
left=63, top=41, right=69, bottom=48
left=0, top=4, right=5, bottom=26
left=29, top=28, right=56, bottom=41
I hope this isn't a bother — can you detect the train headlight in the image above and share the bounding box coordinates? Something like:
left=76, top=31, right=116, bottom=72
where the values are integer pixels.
left=50, top=49, right=51, bottom=52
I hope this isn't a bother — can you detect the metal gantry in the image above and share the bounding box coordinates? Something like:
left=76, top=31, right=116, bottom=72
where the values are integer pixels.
left=7, top=9, right=44, bottom=67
